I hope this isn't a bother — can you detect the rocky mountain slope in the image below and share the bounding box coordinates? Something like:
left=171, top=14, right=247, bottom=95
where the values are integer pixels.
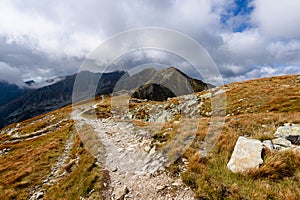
left=0, top=71, right=126, bottom=129
left=0, top=67, right=210, bottom=129
left=0, top=74, right=299, bottom=199
left=115, top=67, right=212, bottom=96
left=0, top=81, right=29, bottom=106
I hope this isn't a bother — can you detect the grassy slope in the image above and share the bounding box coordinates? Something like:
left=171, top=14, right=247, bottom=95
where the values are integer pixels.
left=93, top=74, right=300, bottom=199
left=180, top=75, right=300, bottom=199
left=0, top=74, right=299, bottom=200
left=0, top=106, right=105, bottom=199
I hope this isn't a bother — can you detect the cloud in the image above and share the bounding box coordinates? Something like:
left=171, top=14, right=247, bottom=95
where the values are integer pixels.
left=225, top=65, right=300, bottom=83
left=0, top=0, right=299, bottom=84
left=251, top=0, right=300, bottom=38
left=0, top=62, right=24, bottom=86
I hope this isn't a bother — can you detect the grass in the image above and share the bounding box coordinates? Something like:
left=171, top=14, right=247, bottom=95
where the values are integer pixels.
left=90, top=74, right=300, bottom=199
left=44, top=134, right=105, bottom=200
left=177, top=74, right=300, bottom=199
left=0, top=104, right=106, bottom=200
left=0, top=118, right=74, bottom=199
left=0, top=74, right=299, bottom=199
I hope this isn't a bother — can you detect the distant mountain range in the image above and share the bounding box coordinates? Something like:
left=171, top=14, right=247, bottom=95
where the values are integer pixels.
left=0, top=81, right=29, bottom=106
left=0, top=71, right=125, bottom=129
left=0, top=67, right=211, bottom=129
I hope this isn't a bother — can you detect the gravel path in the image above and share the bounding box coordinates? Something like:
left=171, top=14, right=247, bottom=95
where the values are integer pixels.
left=72, top=105, right=195, bottom=200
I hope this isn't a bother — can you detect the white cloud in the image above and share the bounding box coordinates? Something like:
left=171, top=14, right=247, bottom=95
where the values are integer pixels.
left=0, top=62, right=24, bottom=86
left=225, top=65, right=300, bottom=83
left=251, top=0, right=300, bottom=38
left=0, top=0, right=299, bottom=84
left=0, top=0, right=104, bottom=58
left=221, top=29, right=266, bottom=64
left=267, top=40, right=300, bottom=64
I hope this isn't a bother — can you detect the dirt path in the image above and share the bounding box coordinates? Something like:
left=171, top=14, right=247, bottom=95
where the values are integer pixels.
left=72, top=105, right=195, bottom=200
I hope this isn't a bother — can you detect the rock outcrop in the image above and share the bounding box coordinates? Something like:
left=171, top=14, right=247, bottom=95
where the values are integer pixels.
left=274, top=123, right=300, bottom=145
left=228, top=124, right=300, bottom=174
left=131, top=83, right=176, bottom=101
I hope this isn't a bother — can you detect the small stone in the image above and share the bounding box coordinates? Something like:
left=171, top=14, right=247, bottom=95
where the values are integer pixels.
left=156, top=185, right=167, bottom=191
left=148, top=147, right=156, bottom=156
left=35, top=190, right=44, bottom=199
left=112, top=167, right=118, bottom=172
left=272, top=138, right=292, bottom=147
left=262, top=140, right=274, bottom=151
left=114, top=185, right=129, bottom=200
left=182, top=158, right=188, bottom=163
left=172, top=179, right=182, bottom=187
left=144, top=146, right=151, bottom=153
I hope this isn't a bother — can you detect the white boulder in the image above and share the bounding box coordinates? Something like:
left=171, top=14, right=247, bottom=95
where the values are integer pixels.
left=227, top=137, right=263, bottom=173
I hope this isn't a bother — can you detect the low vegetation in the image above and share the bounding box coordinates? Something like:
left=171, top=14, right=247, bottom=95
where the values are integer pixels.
left=0, top=74, right=299, bottom=199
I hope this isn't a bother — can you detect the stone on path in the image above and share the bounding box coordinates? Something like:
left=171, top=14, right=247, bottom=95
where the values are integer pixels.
left=114, top=185, right=129, bottom=200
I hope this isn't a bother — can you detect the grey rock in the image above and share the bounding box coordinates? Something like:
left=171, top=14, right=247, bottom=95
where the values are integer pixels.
left=112, top=167, right=118, bottom=172
left=227, top=137, right=263, bottom=173
left=272, top=138, right=292, bottom=147
left=274, top=123, right=300, bottom=138
left=286, top=135, right=300, bottom=145
left=199, top=92, right=211, bottom=99
left=262, top=140, right=274, bottom=151
left=172, top=179, right=182, bottom=187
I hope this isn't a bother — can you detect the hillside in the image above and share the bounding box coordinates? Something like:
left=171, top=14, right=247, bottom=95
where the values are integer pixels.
left=0, top=81, right=28, bottom=106
left=0, top=71, right=126, bottom=129
left=0, top=74, right=300, bottom=199
left=0, top=67, right=210, bottom=129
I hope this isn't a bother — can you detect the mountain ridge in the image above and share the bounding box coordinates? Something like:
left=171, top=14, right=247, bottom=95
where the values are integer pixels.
left=0, top=67, right=211, bottom=128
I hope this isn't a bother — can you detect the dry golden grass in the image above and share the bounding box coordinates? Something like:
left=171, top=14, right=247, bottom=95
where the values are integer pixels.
left=44, top=134, right=105, bottom=200
left=178, top=74, right=300, bottom=199
left=0, top=119, right=74, bottom=199
left=0, top=74, right=299, bottom=199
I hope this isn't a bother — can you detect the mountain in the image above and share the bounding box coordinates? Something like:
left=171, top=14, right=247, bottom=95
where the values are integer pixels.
left=114, top=67, right=213, bottom=96
left=0, top=74, right=299, bottom=199
left=0, top=81, right=28, bottom=106
left=0, top=70, right=125, bottom=129
left=0, top=67, right=211, bottom=129
left=24, top=80, right=36, bottom=86
left=131, top=83, right=176, bottom=101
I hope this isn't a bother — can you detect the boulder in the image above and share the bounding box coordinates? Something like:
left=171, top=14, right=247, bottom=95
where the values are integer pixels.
left=227, top=137, right=263, bottom=173
left=274, top=123, right=300, bottom=145
left=274, top=123, right=300, bottom=137
left=272, top=138, right=292, bottom=147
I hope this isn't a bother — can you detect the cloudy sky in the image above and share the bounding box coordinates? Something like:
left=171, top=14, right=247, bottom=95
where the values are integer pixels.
left=0, top=0, right=299, bottom=85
